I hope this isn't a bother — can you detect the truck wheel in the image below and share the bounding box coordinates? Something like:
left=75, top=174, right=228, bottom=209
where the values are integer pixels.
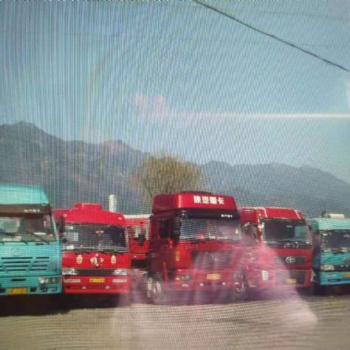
left=146, top=276, right=153, bottom=300
left=312, top=283, right=321, bottom=295
left=231, top=277, right=248, bottom=302
left=312, top=283, right=329, bottom=296
left=151, top=274, right=168, bottom=305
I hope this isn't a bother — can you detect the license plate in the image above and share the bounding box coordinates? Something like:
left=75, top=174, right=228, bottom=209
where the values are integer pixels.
left=286, top=278, right=297, bottom=284
left=343, top=273, right=350, bottom=278
left=8, top=288, right=27, bottom=295
left=89, top=278, right=105, bottom=283
left=207, top=273, right=221, bottom=280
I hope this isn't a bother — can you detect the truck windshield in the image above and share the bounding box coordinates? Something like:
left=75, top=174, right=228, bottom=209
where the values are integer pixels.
left=320, top=230, right=350, bottom=250
left=262, top=218, right=310, bottom=245
left=0, top=214, right=56, bottom=243
left=63, top=224, right=127, bottom=251
left=180, top=218, right=241, bottom=242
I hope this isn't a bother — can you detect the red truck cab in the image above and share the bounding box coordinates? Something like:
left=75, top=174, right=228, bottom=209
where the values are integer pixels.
left=239, top=207, right=313, bottom=292
left=147, top=191, right=247, bottom=304
left=54, top=203, right=132, bottom=304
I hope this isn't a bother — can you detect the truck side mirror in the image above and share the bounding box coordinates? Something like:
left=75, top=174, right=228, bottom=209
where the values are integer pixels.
left=138, top=233, right=145, bottom=246
left=57, top=216, right=65, bottom=235
left=174, top=217, right=182, bottom=231
left=170, top=230, right=180, bottom=247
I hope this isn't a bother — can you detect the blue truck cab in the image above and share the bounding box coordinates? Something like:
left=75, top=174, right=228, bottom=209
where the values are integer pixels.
left=0, top=184, right=62, bottom=296
left=308, top=213, right=350, bottom=294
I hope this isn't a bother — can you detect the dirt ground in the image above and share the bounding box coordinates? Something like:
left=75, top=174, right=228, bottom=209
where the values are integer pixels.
left=1, top=290, right=350, bottom=350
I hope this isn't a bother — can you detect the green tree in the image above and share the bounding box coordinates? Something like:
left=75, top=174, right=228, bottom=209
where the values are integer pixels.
left=137, top=153, right=203, bottom=209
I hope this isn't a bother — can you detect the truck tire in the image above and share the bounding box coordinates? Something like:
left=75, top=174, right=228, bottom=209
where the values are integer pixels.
left=312, top=283, right=330, bottom=296
left=231, top=276, right=248, bottom=302
left=151, top=273, right=168, bottom=305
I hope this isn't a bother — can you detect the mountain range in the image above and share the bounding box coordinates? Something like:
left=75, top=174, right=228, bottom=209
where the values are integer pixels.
left=0, top=122, right=349, bottom=217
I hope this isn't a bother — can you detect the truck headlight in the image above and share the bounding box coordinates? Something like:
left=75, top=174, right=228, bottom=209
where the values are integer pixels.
left=112, top=269, right=128, bottom=276
left=62, top=267, right=78, bottom=275
left=320, top=265, right=335, bottom=271
left=38, top=277, right=62, bottom=284
left=175, top=274, right=193, bottom=281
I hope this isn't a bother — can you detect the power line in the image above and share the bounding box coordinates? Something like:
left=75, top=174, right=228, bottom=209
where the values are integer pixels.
left=193, top=0, right=350, bottom=73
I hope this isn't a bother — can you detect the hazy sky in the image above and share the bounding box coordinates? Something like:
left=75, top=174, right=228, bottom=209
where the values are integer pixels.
left=1, top=1, right=350, bottom=183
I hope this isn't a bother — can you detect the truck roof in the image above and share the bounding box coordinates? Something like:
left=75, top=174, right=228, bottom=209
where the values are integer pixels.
left=0, top=183, right=49, bottom=205
left=54, top=202, right=126, bottom=226
left=240, top=207, right=303, bottom=220
left=124, top=214, right=151, bottom=219
left=152, top=192, right=237, bottom=213
left=307, top=217, right=350, bottom=231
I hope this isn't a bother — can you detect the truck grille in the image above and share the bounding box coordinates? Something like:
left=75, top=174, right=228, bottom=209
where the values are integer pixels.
left=192, top=251, right=232, bottom=271
left=0, top=257, right=50, bottom=273
left=332, top=265, right=350, bottom=272
left=75, top=269, right=116, bottom=276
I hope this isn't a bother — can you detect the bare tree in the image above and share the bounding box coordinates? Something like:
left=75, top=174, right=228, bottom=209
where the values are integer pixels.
left=137, top=153, right=203, bottom=208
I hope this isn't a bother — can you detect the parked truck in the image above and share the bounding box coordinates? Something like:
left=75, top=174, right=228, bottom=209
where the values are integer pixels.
left=0, top=184, right=61, bottom=312
left=124, top=214, right=150, bottom=293
left=308, top=213, right=350, bottom=295
left=146, top=191, right=247, bottom=304
left=239, top=207, right=313, bottom=293
left=54, top=203, right=132, bottom=306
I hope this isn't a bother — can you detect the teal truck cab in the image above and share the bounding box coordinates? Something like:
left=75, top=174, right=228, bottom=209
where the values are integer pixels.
left=0, top=184, right=62, bottom=298
left=308, top=213, right=350, bottom=294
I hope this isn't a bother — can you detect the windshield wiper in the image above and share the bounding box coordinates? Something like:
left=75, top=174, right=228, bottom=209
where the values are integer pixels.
left=0, top=231, right=18, bottom=236
left=64, top=245, right=95, bottom=253
left=98, top=246, right=128, bottom=254
left=329, top=247, right=350, bottom=254
left=0, top=231, right=28, bottom=244
left=181, top=237, right=206, bottom=243
left=23, top=230, right=49, bottom=244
